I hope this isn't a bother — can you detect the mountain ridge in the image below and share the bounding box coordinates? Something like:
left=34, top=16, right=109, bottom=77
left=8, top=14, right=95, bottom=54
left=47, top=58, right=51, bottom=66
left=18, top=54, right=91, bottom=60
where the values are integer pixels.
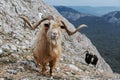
left=69, top=6, right=120, bottom=16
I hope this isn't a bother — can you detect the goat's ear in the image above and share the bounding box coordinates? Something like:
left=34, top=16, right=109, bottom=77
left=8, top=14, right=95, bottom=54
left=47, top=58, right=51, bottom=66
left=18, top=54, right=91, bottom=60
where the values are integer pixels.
left=60, top=26, right=65, bottom=29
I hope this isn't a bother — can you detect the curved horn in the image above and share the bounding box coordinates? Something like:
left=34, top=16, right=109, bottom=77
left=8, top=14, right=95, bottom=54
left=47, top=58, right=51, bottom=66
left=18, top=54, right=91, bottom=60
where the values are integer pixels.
left=20, top=15, right=53, bottom=30
left=61, top=21, right=87, bottom=35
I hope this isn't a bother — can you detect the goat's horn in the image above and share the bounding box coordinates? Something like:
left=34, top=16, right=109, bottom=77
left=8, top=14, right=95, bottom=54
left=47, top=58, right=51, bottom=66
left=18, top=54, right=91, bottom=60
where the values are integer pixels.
left=61, top=21, right=87, bottom=35
left=20, top=15, right=53, bottom=30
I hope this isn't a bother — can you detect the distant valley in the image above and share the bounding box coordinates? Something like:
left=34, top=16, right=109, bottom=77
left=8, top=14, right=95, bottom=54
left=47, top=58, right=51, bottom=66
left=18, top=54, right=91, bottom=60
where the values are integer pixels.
left=55, top=6, right=120, bottom=73
left=70, top=6, right=120, bottom=16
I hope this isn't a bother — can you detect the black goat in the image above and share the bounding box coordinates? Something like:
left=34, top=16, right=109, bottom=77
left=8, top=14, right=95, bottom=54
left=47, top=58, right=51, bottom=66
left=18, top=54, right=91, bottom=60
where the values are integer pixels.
left=85, top=51, right=93, bottom=65
left=91, top=55, right=98, bottom=66
left=85, top=51, right=98, bottom=67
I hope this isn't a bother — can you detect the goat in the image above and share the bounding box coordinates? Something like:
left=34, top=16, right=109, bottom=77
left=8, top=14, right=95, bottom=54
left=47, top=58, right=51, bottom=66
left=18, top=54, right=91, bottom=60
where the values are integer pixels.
left=84, top=51, right=98, bottom=67
left=20, top=15, right=87, bottom=76
left=85, top=51, right=93, bottom=65
left=91, top=54, right=98, bottom=66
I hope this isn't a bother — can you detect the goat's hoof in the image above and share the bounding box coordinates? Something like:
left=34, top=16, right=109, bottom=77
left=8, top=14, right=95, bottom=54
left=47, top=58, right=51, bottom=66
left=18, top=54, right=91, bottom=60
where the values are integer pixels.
left=42, top=72, right=47, bottom=76
left=39, top=71, right=47, bottom=76
left=50, top=73, right=55, bottom=76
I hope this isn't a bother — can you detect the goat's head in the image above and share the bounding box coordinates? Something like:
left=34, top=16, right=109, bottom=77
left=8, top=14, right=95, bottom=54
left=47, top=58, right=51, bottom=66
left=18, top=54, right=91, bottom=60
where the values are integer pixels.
left=20, top=15, right=87, bottom=45
left=45, top=20, right=63, bottom=42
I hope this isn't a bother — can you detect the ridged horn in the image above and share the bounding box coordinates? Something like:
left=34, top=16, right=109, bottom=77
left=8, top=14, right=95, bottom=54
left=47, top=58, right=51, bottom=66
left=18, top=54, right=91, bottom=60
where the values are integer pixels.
left=61, top=21, right=87, bottom=35
left=20, top=15, right=53, bottom=30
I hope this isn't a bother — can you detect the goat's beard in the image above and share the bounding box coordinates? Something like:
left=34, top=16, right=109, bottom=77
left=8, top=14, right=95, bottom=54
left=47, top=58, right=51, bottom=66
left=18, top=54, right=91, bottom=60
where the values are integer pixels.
left=47, top=33, right=62, bottom=46
left=49, top=35, right=59, bottom=46
left=51, top=39, right=58, bottom=46
left=49, top=36, right=62, bottom=46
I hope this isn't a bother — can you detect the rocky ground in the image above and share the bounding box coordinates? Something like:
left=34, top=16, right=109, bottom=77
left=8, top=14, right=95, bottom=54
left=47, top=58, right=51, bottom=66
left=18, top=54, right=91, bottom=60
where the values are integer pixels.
left=0, top=0, right=120, bottom=80
left=0, top=53, right=120, bottom=80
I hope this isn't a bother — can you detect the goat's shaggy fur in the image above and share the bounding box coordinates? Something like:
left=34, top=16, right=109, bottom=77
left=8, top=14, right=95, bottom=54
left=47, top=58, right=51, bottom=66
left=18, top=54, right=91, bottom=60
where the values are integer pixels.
left=20, top=15, right=87, bottom=76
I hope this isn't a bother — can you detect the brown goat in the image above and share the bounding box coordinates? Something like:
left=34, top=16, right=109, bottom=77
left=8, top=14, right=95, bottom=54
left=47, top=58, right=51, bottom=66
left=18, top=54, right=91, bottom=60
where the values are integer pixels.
left=20, top=15, right=87, bottom=76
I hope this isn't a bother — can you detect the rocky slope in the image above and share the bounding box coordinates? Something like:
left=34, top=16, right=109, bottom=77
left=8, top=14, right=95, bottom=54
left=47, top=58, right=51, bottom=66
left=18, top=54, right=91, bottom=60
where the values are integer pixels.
left=0, top=0, right=119, bottom=79
left=103, top=11, right=120, bottom=26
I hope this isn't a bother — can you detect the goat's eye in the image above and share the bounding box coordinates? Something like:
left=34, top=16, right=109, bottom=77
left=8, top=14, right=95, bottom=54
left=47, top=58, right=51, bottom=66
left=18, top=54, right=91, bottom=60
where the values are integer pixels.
left=60, top=26, right=65, bottom=29
left=44, top=23, right=50, bottom=31
left=44, top=23, right=49, bottom=28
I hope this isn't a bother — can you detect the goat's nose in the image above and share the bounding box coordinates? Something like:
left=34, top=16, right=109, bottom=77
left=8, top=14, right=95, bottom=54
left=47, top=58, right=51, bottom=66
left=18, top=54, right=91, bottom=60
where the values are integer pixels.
left=53, top=32, right=57, bottom=36
left=51, top=32, right=58, bottom=39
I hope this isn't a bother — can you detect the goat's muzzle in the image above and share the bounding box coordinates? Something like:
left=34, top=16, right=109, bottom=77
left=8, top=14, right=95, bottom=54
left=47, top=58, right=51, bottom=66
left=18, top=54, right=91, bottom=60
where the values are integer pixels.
left=51, top=32, right=59, bottom=40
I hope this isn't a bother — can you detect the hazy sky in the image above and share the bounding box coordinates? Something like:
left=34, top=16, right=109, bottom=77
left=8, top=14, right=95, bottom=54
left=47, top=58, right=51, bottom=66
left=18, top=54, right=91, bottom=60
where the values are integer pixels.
left=44, top=0, right=120, bottom=6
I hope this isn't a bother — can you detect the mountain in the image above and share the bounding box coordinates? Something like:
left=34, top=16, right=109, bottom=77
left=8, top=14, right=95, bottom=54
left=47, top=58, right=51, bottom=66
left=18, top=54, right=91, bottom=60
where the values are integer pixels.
left=55, top=6, right=120, bottom=73
left=69, top=6, right=120, bottom=16
left=55, top=6, right=90, bottom=21
left=103, top=11, right=120, bottom=26
left=55, top=6, right=100, bottom=25
left=0, top=0, right=117, bottom=79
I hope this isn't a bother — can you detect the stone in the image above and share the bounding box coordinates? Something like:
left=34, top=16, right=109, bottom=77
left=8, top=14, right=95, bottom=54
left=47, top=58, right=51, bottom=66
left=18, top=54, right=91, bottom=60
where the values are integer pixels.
left=6, top=69, right=17, bottom=75
left=0, top=77, right=8, bottom=80
left=0, top=48, right=3, bottom=55
left=9, top=44, right=17, bottom=51
left=0, top=27, right=3, bottom=33
left=38, top=13, right=43, bottom=20
left=0, top=39, right=2, bottom=46
left=1, top=44, right=10, bottom=50
left=18, top=66, right=25, bottom=72
left=67, top=64, right=82, bottom=72
left=21, top=78, right=30, bottom=80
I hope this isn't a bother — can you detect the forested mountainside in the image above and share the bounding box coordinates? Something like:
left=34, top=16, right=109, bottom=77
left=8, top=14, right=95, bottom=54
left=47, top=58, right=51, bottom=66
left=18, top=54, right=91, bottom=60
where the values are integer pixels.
left=55, top=6, right=120, bottom=73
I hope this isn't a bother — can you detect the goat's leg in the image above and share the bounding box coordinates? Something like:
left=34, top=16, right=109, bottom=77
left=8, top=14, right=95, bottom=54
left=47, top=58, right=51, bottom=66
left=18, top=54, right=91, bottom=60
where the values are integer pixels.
left=41, top=63, right=47, bottom=75
left=34, top=59, right=39, bottom=67
left=33, top=53, right=39, bottom=68
left=49, top=60, right=56, bottom=76
left=33, top=56, right=40, bottom=68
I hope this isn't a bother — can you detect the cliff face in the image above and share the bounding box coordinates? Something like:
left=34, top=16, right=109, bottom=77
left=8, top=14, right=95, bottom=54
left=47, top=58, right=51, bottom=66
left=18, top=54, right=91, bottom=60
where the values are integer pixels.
left=0, top=0, right=119, bottom=79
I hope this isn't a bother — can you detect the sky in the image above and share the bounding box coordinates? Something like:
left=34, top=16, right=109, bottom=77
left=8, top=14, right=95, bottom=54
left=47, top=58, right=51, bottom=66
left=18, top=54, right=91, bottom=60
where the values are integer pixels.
left=44, top=0, right=120, bottom=7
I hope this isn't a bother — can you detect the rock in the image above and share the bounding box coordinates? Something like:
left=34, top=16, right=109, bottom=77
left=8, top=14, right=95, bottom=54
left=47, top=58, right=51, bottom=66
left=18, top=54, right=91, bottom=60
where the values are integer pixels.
left=18, top=66, right=25, bottom=72
left=25, top=40, right=30, bottom=45
left=0, top=48, right=3, bottom=55
left=0, top=78, right=4, bottom=80
left=38, top=13, right=43, bottom=20
left=81, top=76, right=90, bottom=80
left=21, top=78, right=30, bottom=80
left=6, top=69, right=17, bottom=75
left=0, top=39, right=2, bottom=45
left=67, top=64, right=82, bottom=72
left=19, top=61, right=28, bottom=65
left=21, top=46, right=27, bottom=49
left=1, top=44, right=10, bottom=50
left=9, top=44, right=17, bottom=51
left=0, top=27, right=3, bottom=33
left=0, top=77, right=8, bottom=80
